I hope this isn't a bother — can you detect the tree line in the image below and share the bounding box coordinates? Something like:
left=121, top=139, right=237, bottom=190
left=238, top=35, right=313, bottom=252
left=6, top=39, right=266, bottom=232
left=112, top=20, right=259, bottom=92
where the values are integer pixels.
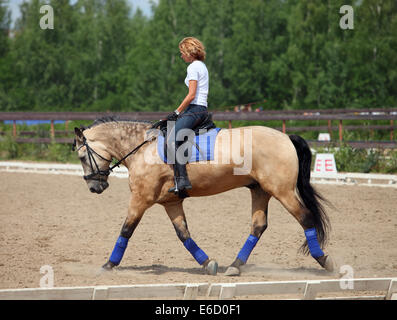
left=0, top=0, right=396, bottom=112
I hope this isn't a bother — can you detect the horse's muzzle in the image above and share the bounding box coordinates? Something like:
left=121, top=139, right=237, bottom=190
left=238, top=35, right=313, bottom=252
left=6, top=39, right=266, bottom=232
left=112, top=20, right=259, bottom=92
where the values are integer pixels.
left=89, top=181, right=109, bottom=194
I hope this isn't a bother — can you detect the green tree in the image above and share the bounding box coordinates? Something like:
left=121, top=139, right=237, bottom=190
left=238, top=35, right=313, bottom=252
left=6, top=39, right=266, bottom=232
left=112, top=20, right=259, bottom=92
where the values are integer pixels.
left=0, top=0, right=11, bottom=110
left=0, top=0, right=10, bottom=57
left=344, top=0, right=397, bottom=107
left=2, top=0, right=396, bottom=112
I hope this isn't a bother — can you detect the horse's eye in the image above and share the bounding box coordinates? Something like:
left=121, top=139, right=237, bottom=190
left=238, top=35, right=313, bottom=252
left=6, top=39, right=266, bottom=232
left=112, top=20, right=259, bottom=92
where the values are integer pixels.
left=79, top=156, right=86, bottom=162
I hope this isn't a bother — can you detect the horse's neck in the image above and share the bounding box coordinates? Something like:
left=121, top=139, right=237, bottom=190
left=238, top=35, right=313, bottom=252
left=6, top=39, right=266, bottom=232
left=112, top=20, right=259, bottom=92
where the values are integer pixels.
left=91, top=122, right=149, bottom=167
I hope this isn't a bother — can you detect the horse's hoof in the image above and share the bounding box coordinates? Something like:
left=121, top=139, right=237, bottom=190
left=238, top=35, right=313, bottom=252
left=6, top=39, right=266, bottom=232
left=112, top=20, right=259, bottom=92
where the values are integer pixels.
left=316, top=255, right=334, bottom=272
left=204, top=260, right=218, bottom=276
left=101, top=261, right=116, bottom=271
left=225, top=266, right=240, bottom=276
left=323, top=255, right=335, bottom=272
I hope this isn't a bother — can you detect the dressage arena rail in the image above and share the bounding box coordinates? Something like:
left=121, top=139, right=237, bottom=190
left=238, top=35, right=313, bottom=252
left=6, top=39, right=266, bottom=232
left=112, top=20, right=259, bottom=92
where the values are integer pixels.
left=0, top=108, right=396, bottom=148
left=0, top=278, right=396, bottom=300
left=1, top=161, right=396, bottom=188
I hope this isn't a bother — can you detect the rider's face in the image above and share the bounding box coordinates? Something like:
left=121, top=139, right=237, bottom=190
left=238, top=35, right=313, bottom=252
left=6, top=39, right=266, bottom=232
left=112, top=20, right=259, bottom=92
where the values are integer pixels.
left=180, top=51, right=193, bottom=63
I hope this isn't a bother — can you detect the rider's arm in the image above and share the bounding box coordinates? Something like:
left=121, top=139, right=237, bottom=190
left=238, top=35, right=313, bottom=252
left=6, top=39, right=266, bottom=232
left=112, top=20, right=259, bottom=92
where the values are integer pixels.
left=175, top=80, right=197, bottom=115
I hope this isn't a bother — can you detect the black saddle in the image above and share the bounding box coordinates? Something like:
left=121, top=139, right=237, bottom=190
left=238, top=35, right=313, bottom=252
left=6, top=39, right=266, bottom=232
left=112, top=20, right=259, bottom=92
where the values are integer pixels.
left=193, top=112, right=217, bottom=134
left=151, top=112, right=217, bottom=167
left=152, top=113, right=217, bottom=138
left=150, top=113, right=217, bottom=199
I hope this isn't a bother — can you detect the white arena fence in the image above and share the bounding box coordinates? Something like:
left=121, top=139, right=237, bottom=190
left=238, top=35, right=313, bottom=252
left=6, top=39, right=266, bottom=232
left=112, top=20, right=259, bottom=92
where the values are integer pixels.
left=0, top=278, right=396, bottom=300
left=0, top=161, right=396, bottom=188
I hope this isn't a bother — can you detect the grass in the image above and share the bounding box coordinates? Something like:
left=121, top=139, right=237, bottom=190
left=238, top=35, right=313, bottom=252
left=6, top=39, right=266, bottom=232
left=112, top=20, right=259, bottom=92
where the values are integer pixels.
left=0, top=135, right=78, bottom=163
left=312, top=144, right=397, bottom=174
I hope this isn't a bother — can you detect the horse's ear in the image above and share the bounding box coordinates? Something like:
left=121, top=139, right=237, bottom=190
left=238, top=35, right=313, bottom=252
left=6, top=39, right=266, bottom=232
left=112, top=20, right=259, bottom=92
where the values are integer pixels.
left=74, top=127, right=84, bottom=139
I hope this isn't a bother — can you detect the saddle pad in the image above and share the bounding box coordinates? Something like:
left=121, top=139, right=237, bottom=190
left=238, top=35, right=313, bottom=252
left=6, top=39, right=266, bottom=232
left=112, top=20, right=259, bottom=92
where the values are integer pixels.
left=157, top=128, right=221, bottom=163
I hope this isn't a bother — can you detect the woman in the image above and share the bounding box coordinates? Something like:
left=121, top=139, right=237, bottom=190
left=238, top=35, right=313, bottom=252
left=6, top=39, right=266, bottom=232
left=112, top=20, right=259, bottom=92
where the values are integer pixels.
left=167, top=37, right=209, bottom=194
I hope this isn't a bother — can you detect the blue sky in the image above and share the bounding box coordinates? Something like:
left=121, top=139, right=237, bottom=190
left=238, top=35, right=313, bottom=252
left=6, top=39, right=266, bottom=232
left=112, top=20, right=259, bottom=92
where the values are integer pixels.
left=7, top=0, right=156, bottom=27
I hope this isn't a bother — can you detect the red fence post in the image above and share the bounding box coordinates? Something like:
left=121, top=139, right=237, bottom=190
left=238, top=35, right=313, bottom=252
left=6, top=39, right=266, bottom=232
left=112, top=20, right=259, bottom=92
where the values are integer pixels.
left=328, top=120, right=332, bottom=137
left=13, top=120, right=17, bottom=137
left=339, top=120, right=343, bottom=142
left=50, top=120, right=55, bottom=138
left=282, top=120, right=286, bottom=133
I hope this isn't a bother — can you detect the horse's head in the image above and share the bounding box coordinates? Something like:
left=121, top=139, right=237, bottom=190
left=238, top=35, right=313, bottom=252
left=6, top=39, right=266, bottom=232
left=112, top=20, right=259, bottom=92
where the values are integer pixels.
left=73, top=127, right=112, bottom=194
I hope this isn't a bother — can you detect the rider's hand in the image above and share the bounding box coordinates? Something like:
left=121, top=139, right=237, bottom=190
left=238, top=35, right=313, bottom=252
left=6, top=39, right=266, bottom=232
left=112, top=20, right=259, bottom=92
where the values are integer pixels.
left=166, top=111, right=179, bottom=122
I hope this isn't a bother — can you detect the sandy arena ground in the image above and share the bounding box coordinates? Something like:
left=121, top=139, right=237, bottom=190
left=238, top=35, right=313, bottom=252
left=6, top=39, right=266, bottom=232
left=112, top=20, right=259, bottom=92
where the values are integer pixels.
left=0, top=171, right=396, bottom=293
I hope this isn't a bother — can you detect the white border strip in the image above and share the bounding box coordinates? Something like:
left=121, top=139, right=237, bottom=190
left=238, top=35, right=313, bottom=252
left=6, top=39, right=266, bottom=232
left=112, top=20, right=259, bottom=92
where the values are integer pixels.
left=311, top=171, right=397, bottom=188
left=0, top=278, right=396, bottom=300
left=0, top=161, right=128, bottom=178
left=0, top=161, right=396, bottom=187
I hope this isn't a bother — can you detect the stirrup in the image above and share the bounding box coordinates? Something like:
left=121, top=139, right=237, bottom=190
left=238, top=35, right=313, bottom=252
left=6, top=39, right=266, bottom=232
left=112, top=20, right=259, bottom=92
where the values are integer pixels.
left=168, top=185, right=179, bottom=194
left=168, top=176, right=179, bottom=194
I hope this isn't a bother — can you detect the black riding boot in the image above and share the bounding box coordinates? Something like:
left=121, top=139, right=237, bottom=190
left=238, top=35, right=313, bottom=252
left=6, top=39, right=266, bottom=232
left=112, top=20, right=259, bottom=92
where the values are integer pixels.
left=168, top=161, right=192, bottom=194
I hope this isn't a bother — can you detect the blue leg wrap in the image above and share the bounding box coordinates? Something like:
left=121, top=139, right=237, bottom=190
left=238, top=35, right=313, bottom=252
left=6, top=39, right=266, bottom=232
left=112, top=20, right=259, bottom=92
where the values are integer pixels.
left=109, top=236, right=129, bottom=265
left=237, top=235, right=259, bottom=263
left=304, top=228, right=324, bottom=258
left=183, top=238, right=209, bottom=265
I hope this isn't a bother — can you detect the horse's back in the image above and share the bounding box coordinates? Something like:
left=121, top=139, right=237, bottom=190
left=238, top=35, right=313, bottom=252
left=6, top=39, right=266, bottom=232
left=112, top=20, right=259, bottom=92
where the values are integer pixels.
left=216, top=125, right=295, bottom=155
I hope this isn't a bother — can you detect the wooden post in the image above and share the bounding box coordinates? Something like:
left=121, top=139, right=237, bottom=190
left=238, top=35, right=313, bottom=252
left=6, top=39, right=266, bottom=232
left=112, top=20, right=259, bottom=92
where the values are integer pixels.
left=339, top=120, right=343, bottom=142
left=282, top=120, right=286, bottom=133
left=328, top=120, right=332, bottom=137
left=65, top=120, right=69, bottom=132
left=228, top=120, right=232, bottom=129
left=50, top=120, right=55, bottom=139
left=13, top=120, right=17, bottom=137
left=391, top=120, right=394, bottom=141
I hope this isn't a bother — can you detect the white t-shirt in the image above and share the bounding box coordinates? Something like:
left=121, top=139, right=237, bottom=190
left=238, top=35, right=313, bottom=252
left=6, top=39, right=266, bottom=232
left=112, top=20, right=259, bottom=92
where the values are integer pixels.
left=184, top=60, right=209, bottom=107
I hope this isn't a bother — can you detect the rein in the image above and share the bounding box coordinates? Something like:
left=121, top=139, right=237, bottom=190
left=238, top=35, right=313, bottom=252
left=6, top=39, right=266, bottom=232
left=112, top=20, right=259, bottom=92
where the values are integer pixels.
left=74, top=135, right=152, bottom=181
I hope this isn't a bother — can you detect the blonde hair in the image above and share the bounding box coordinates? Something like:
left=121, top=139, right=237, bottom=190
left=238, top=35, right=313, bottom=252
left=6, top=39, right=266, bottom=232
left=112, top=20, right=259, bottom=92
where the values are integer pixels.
left=179, top=37, right=206, bottom=61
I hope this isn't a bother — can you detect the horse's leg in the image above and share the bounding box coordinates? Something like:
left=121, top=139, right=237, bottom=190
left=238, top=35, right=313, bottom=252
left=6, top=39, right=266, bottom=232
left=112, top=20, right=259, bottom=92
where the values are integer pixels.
left=276, top=190, right=334, bottom=272
left=102, top=195, right=149, bottom=270
left=225, top=186, right=271, bottom=276
left=163, top=200, right=218, bottom=275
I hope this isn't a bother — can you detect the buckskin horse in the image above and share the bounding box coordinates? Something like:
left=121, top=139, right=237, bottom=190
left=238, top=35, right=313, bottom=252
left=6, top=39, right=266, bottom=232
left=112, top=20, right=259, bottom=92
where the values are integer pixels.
left=73, top=116, right=334, bottom=276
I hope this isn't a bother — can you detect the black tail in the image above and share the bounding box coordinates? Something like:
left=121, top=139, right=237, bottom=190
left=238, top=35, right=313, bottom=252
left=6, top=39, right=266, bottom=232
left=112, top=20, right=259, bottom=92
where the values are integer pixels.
left=289, top=134, right=331, bottom=255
